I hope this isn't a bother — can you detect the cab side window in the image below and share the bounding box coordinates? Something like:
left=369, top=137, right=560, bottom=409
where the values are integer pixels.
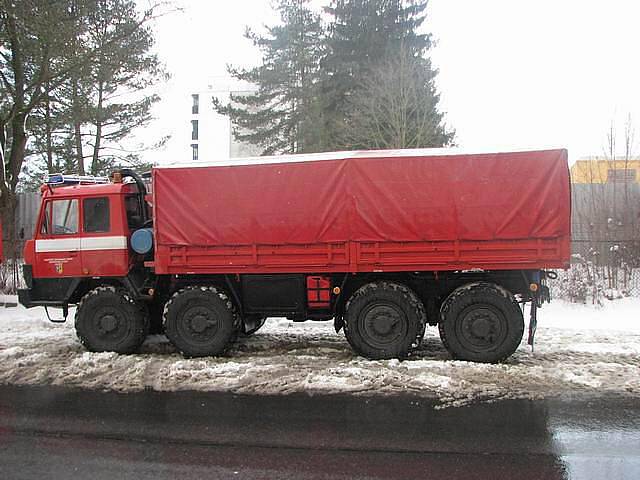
left=41, top=199, right=79, bottom=235
left=84, top=197, right=110, bottom=233
left=40, top=202, right=51, bottom=235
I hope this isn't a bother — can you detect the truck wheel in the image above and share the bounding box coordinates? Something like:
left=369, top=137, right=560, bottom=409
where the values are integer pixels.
left=344, top=282, right=426, bottom=360
left=438, top=282, right=524, bottom=363
left=163, top=286, right=239, bottom=357
left=241, top=315, right=267, bottom=336
left=75, top=286, right=149, bottom=354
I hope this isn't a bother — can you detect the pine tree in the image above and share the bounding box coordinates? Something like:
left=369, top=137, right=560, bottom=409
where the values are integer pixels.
left=322, top=0, right=451, bottom=150
left=214, top=0, right=324, bottom=155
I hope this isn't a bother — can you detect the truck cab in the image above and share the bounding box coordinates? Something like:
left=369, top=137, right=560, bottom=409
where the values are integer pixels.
left=19, top=173, right=148, bottom=311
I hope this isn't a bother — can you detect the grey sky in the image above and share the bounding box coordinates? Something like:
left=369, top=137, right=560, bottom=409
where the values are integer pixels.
left=147, top=0, right=640, bottom=164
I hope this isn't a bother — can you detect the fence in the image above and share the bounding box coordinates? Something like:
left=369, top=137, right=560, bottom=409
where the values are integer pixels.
left=2, top=193, right=39, bottom=293
left=547, top=263, right=640, bottom=304
left=571, top=183, right=640, bottom=264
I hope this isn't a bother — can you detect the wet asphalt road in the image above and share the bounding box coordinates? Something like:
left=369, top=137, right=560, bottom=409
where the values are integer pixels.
left=0, top=385, right=638, bottom=479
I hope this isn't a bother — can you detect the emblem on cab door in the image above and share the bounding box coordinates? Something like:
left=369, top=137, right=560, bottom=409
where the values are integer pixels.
left=44, top=257, right=70, bottom=274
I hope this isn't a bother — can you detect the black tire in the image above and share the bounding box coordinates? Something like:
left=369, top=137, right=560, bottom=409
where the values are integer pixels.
left=241, top=315, right=267, bottom=336
left=344, top=282, right=426, bottom=360
left=75, top=286, right=149, bottom=354
left=438, top=282, right=524, bottom=363
left=163, top=286, right=239, bottom=357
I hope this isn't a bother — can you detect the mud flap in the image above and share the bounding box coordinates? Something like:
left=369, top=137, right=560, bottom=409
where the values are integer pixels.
left=528, top=300, right=537, bottom=351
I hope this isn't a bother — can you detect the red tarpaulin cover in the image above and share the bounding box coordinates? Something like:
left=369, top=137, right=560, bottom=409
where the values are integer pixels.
left=153, top=149, right=570, bottom=246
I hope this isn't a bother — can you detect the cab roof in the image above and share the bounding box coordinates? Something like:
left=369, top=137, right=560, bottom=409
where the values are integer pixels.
left=41, top=182, right=137, bottom=198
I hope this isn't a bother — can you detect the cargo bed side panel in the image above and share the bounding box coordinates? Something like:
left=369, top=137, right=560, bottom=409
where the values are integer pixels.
left=152, top=149, right=571, bottom=274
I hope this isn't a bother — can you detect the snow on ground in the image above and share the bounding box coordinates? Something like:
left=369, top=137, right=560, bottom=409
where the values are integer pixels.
left=0, top=298, right=638, bottom=407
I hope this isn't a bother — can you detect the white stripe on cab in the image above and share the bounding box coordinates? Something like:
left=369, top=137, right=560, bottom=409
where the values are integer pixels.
left=35, top=236, right=128, bottom=253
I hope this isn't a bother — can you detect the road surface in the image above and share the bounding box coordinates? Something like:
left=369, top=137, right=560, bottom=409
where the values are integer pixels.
left=0, top=385, right=638, bottom=479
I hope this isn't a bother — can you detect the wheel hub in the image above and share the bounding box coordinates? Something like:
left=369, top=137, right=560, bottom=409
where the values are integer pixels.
left=190, top=314, right=212, bottom=333
left=459, top=306, right=503, bottom=348
left=361, top=303, right=406, bottom=347
left=98, top=314, right=118, bottom=333
left=182, top=306, right=219, bottom=340
left=470, top=316, right=492, bottom=338
left=370, top=309, right=397, bottom=335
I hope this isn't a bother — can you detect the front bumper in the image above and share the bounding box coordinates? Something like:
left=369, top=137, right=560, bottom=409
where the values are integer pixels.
left=18, top=288, right=67, bottom=309
left=17, top=288, right=33, bottom=308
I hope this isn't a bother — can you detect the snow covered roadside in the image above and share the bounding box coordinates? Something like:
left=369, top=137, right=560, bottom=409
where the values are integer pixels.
left=0, top=298, right=638, bottom=408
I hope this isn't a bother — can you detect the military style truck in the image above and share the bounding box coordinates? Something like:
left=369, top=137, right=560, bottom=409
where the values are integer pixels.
left=18, top=148, right=570, bottom=362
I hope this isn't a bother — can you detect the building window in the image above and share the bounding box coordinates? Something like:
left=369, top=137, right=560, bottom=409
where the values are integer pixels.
left=191, top=143, right=199, bottom=161
left=191, top=94, right=199, bottom=115
left=607, top=168, right=637, bottom=183
left=191, top=119, right=198, bottom=140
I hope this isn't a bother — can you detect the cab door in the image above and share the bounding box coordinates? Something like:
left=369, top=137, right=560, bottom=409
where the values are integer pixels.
left=34, top=198, right=83, bottom=278
left=80, top=195, right=129, bottom=277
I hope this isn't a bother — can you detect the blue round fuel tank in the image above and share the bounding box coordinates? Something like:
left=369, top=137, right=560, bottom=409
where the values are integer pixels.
left=131, top=228, right=154, bottom=254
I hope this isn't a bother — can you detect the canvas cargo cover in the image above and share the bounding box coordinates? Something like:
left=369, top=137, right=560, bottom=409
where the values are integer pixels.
left=152, top=149, right=570, bottom=248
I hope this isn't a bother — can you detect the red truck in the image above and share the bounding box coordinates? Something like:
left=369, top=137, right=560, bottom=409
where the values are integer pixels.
left=18, top=148, right=570, bottom=363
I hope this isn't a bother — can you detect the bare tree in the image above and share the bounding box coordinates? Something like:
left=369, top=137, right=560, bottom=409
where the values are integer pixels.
left=1, top=0, right=170, bottom=260
left=572, top=115, right=639, bottom=298
left=0, top=0, right=81, bottom=259
left=341, top=49, right=454, bottom=150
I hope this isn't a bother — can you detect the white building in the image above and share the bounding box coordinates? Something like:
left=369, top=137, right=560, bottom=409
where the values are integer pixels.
left=187, top=80, right=260, bottom=162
